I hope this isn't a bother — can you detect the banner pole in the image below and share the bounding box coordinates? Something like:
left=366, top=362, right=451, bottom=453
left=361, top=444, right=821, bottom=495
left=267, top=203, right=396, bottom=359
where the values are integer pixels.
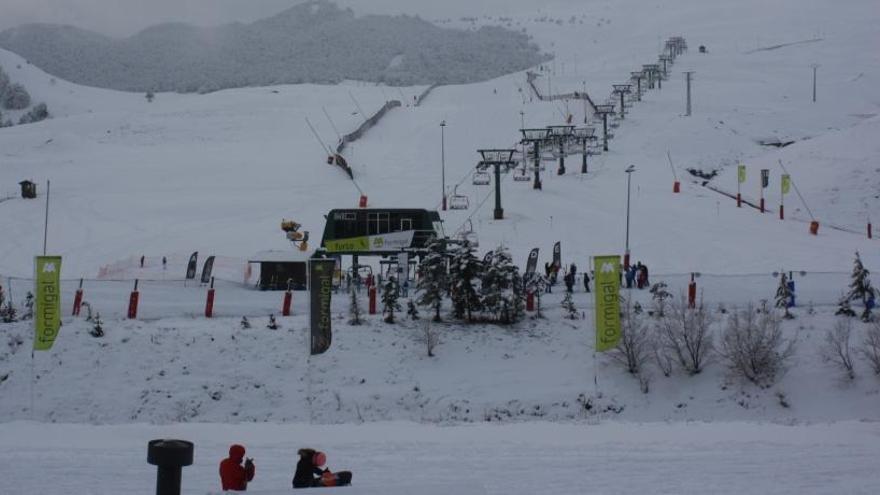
left=43, top=180, right=50, bottom=256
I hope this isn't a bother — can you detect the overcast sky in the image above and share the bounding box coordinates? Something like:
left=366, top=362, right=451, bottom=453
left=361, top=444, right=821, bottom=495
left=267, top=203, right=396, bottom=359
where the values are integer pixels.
left=0, top=0, right=303, bottom=37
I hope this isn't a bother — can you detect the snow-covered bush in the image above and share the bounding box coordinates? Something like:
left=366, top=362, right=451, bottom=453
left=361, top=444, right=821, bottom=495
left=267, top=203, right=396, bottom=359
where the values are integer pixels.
left=655, top=295, right=714, bottom=375
left=89, top=313, right=104, bottom=338
left=406, top=300, right=420, bottom=321
left=415, top=321, right=439, bottom=357
left=611, top=298, right=652, bottom=376
left=2, top=82, right=30, bottom=110
left=649, top=281, right=671, bottom=318
left=18, top=103, right=49, bottom=125
left=860, top=321, right=880, bottom=375
left=775, top=272, right=794, bottom=319
left=561, top=291, right=578, bottom=320
left=719, top=304, right=796, bottom=386
left=820, top=319, right=856, bottom=380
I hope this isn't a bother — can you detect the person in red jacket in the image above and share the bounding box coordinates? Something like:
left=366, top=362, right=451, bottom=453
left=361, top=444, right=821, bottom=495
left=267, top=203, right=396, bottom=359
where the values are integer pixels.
left=219, top=444, right=255, bottom=491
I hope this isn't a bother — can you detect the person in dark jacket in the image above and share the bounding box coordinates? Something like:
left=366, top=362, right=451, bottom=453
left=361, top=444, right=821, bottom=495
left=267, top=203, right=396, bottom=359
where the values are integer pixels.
left=293, top=449, right=352, bottom=488
left=564, top=271, right=575, bottom=293
left=293, top=448, right=327, bottom=488
left=583, top=271, right=591, bottom=293
left=219, top=444, right=255, bottom=491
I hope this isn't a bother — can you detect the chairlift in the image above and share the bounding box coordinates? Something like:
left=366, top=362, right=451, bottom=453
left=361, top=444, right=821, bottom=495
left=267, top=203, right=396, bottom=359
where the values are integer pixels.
left=449, top=186, right=469, bottom=210
left=513, top=168, right=531, bottom=182
left=457, top=219, right=479, bottom=247
left=473, top=170, right=491, bottom=186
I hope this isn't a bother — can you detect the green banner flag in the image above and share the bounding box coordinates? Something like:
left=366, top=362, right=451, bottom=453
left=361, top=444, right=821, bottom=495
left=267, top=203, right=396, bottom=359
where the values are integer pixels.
left=593, top=255, right=621, bottom=352
left=781, top=174, right=791, bottom=195
left=34, top=256, right=62, bottom=351
left=737, top=164, right=746, bottom=184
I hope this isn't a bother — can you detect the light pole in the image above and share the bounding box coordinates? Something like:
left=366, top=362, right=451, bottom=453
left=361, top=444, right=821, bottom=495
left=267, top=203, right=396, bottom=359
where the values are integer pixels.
left=624, top=165, right=636, bottom=272
left=440, top=120, right=447, bottom=210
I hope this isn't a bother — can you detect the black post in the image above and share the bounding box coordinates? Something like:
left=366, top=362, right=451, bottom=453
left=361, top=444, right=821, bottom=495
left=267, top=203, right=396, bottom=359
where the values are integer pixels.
left=147, top=439, right=194, bottom=495
left=602, top=113, right=609, bottom=151
left=581, top=139, right=588, bottom=173
left=619, top=91, right=626, bottom=119
left=493, top=164, right=503, bottom=220
left=557, top=140, right=565, bottom=175
left=533, top=141, right=542, bottom=190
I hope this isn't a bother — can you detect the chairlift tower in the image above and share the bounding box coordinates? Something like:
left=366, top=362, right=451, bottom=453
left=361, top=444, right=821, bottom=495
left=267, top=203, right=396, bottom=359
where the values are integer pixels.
left=520, top=128, right=552, bottom=190
left=476, top=149, right=517, bottom=220
left=573, top=127, right=596, bottom=173
left=630, top=71, right=644, bottom=101
left=643, top=64, right=660, bottom=89
left=595, top=104, right=616, bottom=152
left=612, top=84, right=632, bottom=119
left=547, top=125, right=575, bottom=175
left=659, top=54, right=673, bottom=79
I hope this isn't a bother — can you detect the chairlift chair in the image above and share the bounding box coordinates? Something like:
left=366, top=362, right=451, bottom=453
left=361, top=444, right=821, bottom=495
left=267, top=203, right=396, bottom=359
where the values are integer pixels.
left=449, top=186, right=470, bottom=210
left=473, top=170, right=491, bottom=186
left=513, top=167, right=531, bottom=182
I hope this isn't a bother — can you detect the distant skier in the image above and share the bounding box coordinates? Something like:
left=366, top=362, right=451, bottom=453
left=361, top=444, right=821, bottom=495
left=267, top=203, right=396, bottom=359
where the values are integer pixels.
left=564, top=271, right=575, bottom=293
left=293, top=449, right=352, bottom=488
left=583, top=271, right=591, bottom=293
left=162, top=256, right=167, bottom=270
left=219, top=444, right=256, bottom=491
left=140, top=255, right=145, bottom=268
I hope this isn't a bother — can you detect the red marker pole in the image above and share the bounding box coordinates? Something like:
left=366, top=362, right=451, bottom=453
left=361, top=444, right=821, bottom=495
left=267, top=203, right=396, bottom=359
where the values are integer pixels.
left=72, top=278, right=84, bottom=316
left=205, top=277, right=215, bottom=318
left=127, top=279, right=140, bottom=319
left=526, top=291, right=535, bottom=312
left=869, top=223, right=873, bottom=239
left=368, top=286, right=377, bottom=315
left=687, top=273, right=697, bottom=309
left=282, top=289, right=293, bottom=317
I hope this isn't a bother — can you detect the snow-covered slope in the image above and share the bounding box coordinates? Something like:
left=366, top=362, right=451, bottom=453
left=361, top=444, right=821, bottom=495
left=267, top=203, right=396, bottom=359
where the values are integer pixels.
left=0, top=0, right=879, bottom=425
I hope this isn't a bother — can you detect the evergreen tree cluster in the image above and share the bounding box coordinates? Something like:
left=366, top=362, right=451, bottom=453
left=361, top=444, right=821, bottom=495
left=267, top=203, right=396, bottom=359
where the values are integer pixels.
left=413, top=240, right=525, bottom=325
left=837, top=252, right=876, bottom=321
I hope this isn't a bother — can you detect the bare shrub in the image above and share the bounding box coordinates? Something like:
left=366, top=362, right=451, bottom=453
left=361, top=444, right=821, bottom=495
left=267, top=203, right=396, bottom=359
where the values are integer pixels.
left=655, top=295, right=714, bottom=375
left=860, top=321, right=880, bottom=375
left=415, top=321, right=440, bottom=357
left=719, top=304, right=796, bottom=386
left=820, top=319, right=855, bottom=380
left=610, top=298, right=652, bottom=375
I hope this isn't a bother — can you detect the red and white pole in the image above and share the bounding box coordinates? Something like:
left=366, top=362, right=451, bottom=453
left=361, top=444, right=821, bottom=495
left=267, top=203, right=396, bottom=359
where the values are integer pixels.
left=779, top=204, right=784, bottom=220
left=72, top=278, right=84, bottom=316
left=127, top=279, right=140, bottom=319
left=205, top=277, right=215, bottom=318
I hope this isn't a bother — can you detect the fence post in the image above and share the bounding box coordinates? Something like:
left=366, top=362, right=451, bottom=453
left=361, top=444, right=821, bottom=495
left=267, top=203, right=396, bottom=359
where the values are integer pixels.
left=205, top=277, right=215, bottom=318
left=127, top=279, right=140, bottom=319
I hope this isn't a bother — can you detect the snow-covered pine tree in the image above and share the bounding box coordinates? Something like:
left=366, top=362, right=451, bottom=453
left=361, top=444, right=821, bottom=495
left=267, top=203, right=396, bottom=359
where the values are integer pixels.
left=524, top=273, right=548, bottom=319
left=89, top=312, right=104, bottom=338
left=22, top=291, right=34, bottom=320
left=416, top=239, right=448, bottom=322
left=0, top=301, right=16, bottom=323
left=240, top=316, right=251, bottom=329
left=836, top=298, right=856, bottom=317
left=649, top=281, right=672, bottom=318
left=348, top=286, right=362, bottom=325
left=561, top=291, right=578, bottom=320
left=843, top=252, right=875, bottom=321
left=267, top=314, right=279, bottom=330
left=775, top=272, right=794, bottom=319
left=382, top=277, right=401, bottom=324
left=449, top=240, right=484, bottom=322
left=481, top=246, right=524, bottom=324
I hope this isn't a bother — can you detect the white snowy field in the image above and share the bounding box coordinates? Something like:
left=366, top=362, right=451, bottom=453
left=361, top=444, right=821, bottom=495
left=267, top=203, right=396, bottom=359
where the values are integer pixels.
left=2, top=420, right=879, bottom=494
left=1, top=0, right=880, bottom=492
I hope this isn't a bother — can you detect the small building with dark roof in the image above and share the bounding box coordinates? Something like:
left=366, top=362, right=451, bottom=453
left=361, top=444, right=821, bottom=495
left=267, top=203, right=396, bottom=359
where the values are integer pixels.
left=248, top=250, right=311, bottom=290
